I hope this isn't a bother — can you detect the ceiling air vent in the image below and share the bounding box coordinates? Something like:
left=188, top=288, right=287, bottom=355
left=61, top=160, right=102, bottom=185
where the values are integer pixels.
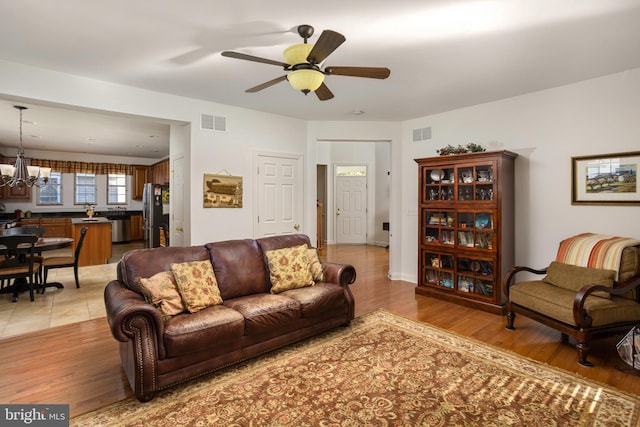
left=201, top=113, right=227, bottom=132
left=412, top=126, right=432, bottom=142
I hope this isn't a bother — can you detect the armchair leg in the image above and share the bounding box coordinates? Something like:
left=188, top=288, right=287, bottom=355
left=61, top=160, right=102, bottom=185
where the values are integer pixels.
left=576, top=341, right=593, bottom=367
left=505, top=310, right=516, bottom=330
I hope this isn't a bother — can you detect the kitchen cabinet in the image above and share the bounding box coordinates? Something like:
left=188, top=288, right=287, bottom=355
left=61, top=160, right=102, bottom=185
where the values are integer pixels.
left=17, top=217, right=71, bottom=237
left=39, top=218, right=70, bottom=237
left=150, top=159, right=169, bottom=184
left=132, top=165, right=148, bottom=200
left=130, top=214, right=144, bottom=241
left=414, top=150, right=517, bottom=314
left=71, top=219, right=112, bottom=266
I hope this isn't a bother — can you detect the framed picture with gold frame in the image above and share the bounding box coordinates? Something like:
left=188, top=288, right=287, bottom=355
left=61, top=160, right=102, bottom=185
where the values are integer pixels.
left=203, top=174, right=243, bottom=208
left=571, top=151, right=640, bottom=205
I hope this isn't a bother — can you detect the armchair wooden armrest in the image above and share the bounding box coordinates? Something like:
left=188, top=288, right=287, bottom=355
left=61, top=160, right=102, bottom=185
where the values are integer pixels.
left=573, top=275, right=640, bottom=327
left=503, top=265, right=549, bottom=296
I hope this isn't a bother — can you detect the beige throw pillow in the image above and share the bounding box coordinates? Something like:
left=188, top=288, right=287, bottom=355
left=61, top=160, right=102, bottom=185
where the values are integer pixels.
left=171, top=260, right=223, bottom=313
left=135, top=271, right=186, bottom=318
left=308, top=247, right=325, bottom=282
left=543, top=261, right=615, bottom=299
left=266, top=244, right=314, bottom=294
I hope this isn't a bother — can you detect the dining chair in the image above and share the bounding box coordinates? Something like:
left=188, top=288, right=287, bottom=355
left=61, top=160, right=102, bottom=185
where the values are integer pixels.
left=2, top=226, right=46, bottom=284
left=159, top=224, right=169, bottom=247
left=41, top=227, right=88, bottom=289
left=0, top=234, right=41, bottom=302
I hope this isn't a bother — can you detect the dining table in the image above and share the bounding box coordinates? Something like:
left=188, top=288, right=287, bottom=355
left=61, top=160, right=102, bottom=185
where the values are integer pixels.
left=0, top=236, right=74, bottom=302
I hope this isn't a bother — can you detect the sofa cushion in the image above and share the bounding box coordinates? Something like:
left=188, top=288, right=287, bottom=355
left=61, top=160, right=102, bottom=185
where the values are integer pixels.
left=266, top=244, right=314, bottom=294
left=510, top=280, right=640, bottom=327
left=543, top=262, right=615, bottom=299
left=308, top=247, right=325, bottom=282
left=223, top=294, right=301, bottom=336
left=171, top=260, right=222, bottom=313
left=280, top=283, right=346, bottom=318
left=135, top=271, right=186, bottom=318
left=163, top=305, right=245, bottom=357
left=206, top=239, right=268, bottom=299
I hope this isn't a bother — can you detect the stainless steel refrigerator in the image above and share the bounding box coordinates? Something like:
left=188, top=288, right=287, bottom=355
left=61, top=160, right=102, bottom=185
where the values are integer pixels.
left=142, top=183, right=169, bottom=248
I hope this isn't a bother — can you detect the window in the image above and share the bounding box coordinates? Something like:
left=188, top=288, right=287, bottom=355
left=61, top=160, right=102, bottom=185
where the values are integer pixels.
left=75, top=173, right=96, bottom=205
left=37, top=171, right=63, bottom=205
left=107, top=173, right=127, bottom=204
left=336, top=165, right=367, bottom=176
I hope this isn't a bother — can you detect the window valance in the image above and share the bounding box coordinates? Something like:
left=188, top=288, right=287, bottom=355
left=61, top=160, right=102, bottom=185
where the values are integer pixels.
left=30, top=159, right=132, bottom=175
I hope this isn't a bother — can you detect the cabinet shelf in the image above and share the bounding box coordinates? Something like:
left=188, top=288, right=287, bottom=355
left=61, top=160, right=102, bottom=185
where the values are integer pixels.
left=415, top=151, right=517, bottom=314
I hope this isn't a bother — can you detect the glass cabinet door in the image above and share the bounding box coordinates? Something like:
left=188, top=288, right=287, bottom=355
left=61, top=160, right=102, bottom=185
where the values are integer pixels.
left=422, top=166, right=455, bottom=202
left=422, top=251, right=454, bottom=289
left=423, top=210, right=455, bottom=245
left=456, top=212, right=494, bottom=250
left=457, top=163, right=495, bottom=202
left=457, top=256, right=495, bottom=298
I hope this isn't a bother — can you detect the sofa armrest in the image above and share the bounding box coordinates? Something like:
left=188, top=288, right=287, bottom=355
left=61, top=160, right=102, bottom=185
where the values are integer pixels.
left=322, top=261, right=357, bottom=287
left=573, top=274, right=640, bottom=327
left=503, top=265, right=548, bottom=296
left=104, top=280, right=165, bottom=344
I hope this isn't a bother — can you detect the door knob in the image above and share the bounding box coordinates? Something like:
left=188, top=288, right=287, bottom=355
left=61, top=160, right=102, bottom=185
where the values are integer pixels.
left=176, top=226, right=183, bottom=232
left=293, top=223, right=300, bottom=230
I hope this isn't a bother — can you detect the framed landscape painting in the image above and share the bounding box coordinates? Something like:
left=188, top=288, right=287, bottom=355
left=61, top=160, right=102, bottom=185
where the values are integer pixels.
left=571, top=151, right=640, bottom=205
left=203, top=174, right=243, bottom=208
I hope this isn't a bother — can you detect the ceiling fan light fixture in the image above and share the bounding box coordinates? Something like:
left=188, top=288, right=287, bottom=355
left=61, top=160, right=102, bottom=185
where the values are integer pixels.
left=287, top=69, right=325, bottom=93
left=283, top=44, right=314, bottom=65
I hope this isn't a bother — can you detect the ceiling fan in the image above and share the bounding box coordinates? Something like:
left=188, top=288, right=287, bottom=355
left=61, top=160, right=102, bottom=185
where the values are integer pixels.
left=221, top=25, right=391, bottom=101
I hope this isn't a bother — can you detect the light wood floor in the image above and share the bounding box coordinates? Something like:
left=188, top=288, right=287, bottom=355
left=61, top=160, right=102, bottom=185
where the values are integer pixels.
left=0, top=244, right=638, bottom=418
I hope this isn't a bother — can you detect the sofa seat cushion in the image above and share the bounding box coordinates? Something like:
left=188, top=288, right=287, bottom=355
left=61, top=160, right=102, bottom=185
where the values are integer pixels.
left=280, top=283, right=346, bottom=318
left=163, top=305, right=245, bottom=357
left=510, top=281, right=640, bottom=327
left=223, top=294, right=301, bottom=336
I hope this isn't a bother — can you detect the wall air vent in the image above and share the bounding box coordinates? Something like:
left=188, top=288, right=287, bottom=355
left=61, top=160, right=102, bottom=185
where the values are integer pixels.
left=412, top=126, right=432, bottom=142
left=201, top=113, right=227, bottom=132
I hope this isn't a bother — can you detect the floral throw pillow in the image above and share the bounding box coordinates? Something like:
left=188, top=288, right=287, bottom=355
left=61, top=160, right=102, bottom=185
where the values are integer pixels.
left=266, top=244, right=314, bottom=294
left=171, top=260, right=222, bottom=313
left=135, top=271, right=186, bottom=318
left=308, top=247, right=325, bottom=282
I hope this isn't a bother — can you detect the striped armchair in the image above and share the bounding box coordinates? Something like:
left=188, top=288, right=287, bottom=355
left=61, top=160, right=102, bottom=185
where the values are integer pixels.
left=504, top=233, right=640, bottom=366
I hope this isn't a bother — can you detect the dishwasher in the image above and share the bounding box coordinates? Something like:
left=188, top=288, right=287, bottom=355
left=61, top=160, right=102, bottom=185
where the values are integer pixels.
left=110, top=216, right=131, bottom=243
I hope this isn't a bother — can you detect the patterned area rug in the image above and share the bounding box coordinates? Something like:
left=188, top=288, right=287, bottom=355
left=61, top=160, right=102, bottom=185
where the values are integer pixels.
left=71, top=310, right=640, bottom=426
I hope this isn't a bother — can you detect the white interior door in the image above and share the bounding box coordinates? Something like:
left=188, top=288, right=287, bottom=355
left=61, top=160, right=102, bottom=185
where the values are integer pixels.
left=256, top=154, right=302, bottom=237
left=172, top=156, right=185, bottom=246
left=336, top=176, right=367, bottom=244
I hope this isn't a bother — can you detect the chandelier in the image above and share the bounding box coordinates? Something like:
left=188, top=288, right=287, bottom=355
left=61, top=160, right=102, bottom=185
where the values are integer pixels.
left=0, top=106, right=51, bottom=188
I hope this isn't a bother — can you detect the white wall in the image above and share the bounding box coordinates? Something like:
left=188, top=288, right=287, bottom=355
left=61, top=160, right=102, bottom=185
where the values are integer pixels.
left=400, top=68, right=640, bottom=283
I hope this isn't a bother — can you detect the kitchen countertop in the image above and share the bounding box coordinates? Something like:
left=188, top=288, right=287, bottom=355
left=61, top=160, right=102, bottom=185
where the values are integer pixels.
left=71, top=217, right=112, bottom=224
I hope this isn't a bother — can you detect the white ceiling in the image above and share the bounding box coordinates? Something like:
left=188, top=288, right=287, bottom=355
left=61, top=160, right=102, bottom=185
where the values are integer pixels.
left=1, top=0, right=640, bottom=159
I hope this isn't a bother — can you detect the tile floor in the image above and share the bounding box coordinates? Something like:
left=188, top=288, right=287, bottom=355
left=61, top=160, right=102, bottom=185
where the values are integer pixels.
left=0, top=241, right=143, bottom=338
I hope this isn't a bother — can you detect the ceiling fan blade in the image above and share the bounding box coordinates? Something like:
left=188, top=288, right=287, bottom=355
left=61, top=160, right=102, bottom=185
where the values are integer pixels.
left=307, top=30, right=346, bottom=64
left=325, top=66, right=391, bottom=79
left=315, top=83, right=334, bottom=101
left=245, top=75, right=288, bottom=93
left=221, top=51, right=289, bottom=68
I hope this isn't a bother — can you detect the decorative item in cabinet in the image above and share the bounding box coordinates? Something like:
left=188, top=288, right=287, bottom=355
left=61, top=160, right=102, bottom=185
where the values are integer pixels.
left=415, top=150, right=517, bottom=314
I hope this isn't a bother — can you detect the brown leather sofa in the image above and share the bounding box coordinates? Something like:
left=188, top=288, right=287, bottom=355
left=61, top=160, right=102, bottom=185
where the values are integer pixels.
left=104, top=234, right=356, bottom=401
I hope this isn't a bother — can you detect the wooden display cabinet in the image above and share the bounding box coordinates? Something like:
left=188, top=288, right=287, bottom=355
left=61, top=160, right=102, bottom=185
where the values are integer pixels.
left=415, top=150, right=517, bottom=314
